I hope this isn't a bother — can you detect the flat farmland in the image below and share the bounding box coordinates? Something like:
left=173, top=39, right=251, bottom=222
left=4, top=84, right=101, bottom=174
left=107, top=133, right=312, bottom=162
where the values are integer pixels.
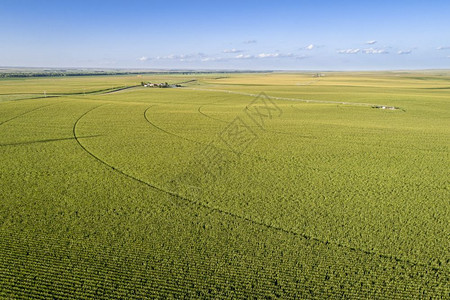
left=0, top=72, right=448, bottom=298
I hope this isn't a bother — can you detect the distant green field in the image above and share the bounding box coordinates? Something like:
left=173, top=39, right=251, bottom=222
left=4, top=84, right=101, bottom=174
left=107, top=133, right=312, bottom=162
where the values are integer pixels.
left=0, top=72, right=448, bottom=298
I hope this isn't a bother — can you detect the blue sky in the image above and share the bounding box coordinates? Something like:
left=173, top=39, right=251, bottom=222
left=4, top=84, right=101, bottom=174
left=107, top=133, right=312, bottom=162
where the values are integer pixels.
left=1, top=0, right=450, bottom=70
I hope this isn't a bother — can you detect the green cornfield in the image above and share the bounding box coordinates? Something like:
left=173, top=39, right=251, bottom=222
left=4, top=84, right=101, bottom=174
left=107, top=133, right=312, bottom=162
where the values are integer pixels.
left=0, top=72, right=449, bottom=298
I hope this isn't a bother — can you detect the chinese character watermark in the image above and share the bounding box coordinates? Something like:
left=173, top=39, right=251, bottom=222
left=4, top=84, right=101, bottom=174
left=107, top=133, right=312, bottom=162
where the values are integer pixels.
left=166, top=92, right=282, bottom=197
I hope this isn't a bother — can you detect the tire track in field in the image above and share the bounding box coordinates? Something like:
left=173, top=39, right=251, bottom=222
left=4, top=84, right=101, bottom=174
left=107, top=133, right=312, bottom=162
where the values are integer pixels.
left=144, top=105, right=201, bottom=144
left=73, top=105, right=445, bottom=274
left=146, top=104, right=338, bottom=179
left=144, top=105, right=269, bottom=162
left=196, top=91, right=317, bottom=138
left=197, top=105, right=228, bottom=123
left=0, top=95, right=61, bottom=103
left=198, top=104, right=317, bottom=139
left=0, top=102, right=61, bottom=127
left=0, top=135, right=101, bottom=147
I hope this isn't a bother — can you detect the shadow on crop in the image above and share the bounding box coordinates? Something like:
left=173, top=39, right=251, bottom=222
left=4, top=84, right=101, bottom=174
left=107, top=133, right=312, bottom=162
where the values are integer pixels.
left=0, top=135, right=102, bottom=147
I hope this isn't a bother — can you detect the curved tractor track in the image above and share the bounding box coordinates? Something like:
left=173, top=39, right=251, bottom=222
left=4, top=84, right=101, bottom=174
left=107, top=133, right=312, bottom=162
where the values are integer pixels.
left=143, top=106, right=268, bottom=162
left=0, top=101, right=62, bottom=127
left=197, top=104, right=317, bottom=139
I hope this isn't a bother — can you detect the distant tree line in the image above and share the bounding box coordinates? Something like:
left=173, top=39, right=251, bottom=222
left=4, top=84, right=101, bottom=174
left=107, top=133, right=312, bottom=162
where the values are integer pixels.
left=0, top=70, right=272, bottom=78
left=0, top=71, right=152, bottom=78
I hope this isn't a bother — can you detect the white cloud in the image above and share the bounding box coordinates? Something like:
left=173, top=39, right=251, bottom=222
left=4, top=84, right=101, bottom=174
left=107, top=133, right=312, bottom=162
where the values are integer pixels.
left=338, top=48, right=360, bottom=54
left=151, top=51, right=303, bottom=62
left=156, top=54, right=173, bottom=60
left=363, top=48, right=388, bottom=54
left=397, top=50, right=412, bottom=55
left=201, top=57, right=228, bottom=62
left=366, top=40, right=377, bottom=45
left=244, top=40, right=257, bottom=44
left=223, top=49, right=243, bottom=53
left=258, top=53, right=296, bottom=58
left=155, top=53, right=207, bottom=61
left=257, top=53, right=280, bottom=58
left=235, top=52, right=298, bottom=59
left=138, top=56, right=149, bottom=61
left=235, top=54, right=254, bottom=59
left=301, top=44, right=324, bottom=50
left=155, top=53, right=226, bottom=62
left=338, top=48, right=388, bottom=54
left=437, top=46, right=450, bottom=50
